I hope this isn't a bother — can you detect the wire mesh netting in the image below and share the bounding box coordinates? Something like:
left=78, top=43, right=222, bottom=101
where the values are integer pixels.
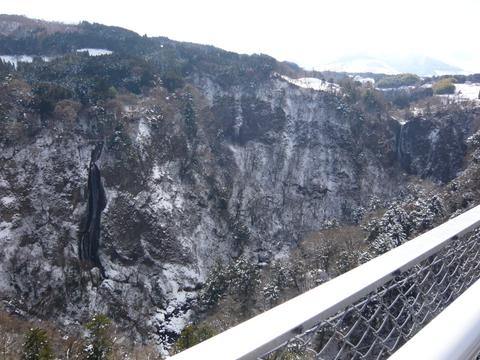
left=259, top=229, right=480, bottom=360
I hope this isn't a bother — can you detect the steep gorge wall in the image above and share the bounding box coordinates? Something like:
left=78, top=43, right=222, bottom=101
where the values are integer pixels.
left=200, top=77, right=403, bottom=255
left=0, top=75, right=475, bottom=349
left=397, top=109, right=477, bottom=182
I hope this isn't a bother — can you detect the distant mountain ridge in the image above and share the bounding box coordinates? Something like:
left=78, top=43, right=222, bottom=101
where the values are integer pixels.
left=0, top=15, right=468, bottom=78
left=0, top=14, right=77, bottom=37
left=323, top=54, right=464, bottom=76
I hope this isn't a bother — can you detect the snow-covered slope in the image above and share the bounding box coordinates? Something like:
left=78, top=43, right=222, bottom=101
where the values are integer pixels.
left=280, top=75, right=340, bottom=92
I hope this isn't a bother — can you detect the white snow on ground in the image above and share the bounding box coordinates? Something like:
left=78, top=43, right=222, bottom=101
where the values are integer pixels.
left=436, top=83, right=480, bottom=103
left=391, top=115, right=407, bottom=125
left=428, top=128, right=440, bottom=143
left=376, top=85, right=416, bottom=91
left=0, top=179, right=9, bottom=188
left=0, top=221, right=15, bottom=293
left=148, top=185, right=183, bottom=213
left=0, top=221, right=12, bottom=240
left=281, top=75, right=340, bottom=92
left=136, top=118, right=151, bottom=144
left=412, top=107, right=423, bottom=117
left=0, top=196, right=15, bottom=206
left=163, top=314, right=191, bottom=336
left=0, top=55, right=52, bottom=68
left=152, top=164, right=162, bottom=181
left=76, top=48, right=113, bottom=56
left=353, top=75, right=375, bottom=84
left=455, top=83, right=480, bottom=100
left=146, top=163, right=184, bottom=214
left=145, top=263, right=200, bottom=355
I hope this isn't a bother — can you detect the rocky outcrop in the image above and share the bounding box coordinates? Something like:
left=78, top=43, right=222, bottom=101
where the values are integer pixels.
left=397, top=109, right=479, bottom=182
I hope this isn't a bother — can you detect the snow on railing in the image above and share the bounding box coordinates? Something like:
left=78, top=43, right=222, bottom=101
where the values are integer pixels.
left=169, top=205, right=480, bottom=360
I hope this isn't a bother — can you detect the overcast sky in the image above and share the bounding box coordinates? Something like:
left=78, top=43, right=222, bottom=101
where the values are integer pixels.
left=2, top=0, right=479, bottom=72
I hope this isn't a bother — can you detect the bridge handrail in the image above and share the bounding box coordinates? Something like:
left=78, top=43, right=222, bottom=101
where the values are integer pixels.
left=169, top=205, right=480, bottom=360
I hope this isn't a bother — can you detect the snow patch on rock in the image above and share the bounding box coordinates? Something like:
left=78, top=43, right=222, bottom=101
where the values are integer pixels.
left=136, top=118, right=151, bottom=144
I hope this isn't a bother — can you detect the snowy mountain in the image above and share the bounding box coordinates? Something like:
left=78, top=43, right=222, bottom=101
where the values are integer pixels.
left=323, top=54, right=464, bottom=76
left=323, top=56, right=398, bottom=74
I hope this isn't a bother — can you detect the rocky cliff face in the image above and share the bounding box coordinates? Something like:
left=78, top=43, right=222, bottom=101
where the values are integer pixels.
left=0, top=18, right=478, bottom=353
left=397, top=108, right=478, bottom=182
left=0, top=75, right=399, bottom=346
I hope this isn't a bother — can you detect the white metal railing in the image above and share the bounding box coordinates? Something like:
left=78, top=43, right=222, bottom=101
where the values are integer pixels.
left=169, top=205, right=480, bottom=360
left=390, top=278, right=480, bottom=360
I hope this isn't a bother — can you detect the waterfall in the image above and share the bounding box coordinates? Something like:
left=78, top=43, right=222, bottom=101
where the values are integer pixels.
left=396, top=122, right=405, bottom=161
left=79, top=142, right=107, bottom=277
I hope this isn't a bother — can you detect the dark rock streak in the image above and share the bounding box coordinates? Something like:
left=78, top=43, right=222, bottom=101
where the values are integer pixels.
left=79, top=142, right=107, bottom=276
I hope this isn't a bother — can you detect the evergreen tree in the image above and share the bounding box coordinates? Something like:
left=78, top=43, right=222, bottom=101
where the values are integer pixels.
left=175, top=324, right=214, bottom=352
left=83, top=314, right=113, bottom=360
left=22, top=328, right=54, bottom=360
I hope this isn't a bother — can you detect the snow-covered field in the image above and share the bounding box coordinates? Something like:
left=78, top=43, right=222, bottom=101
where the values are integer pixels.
left=0, top=49, right=113, bottom=68
left=352, top=75, right=375, bottom=84
left=455, top=83, right=480, bottom=100
left=376, top=85, right=417, bottom=91
left=436, top=83, right=480, bottom=103
left=281, top=75, right=339, bottom=92
left=76, top=48, right=113, bottom=56
left=0, top=55, right=52, bottom=68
